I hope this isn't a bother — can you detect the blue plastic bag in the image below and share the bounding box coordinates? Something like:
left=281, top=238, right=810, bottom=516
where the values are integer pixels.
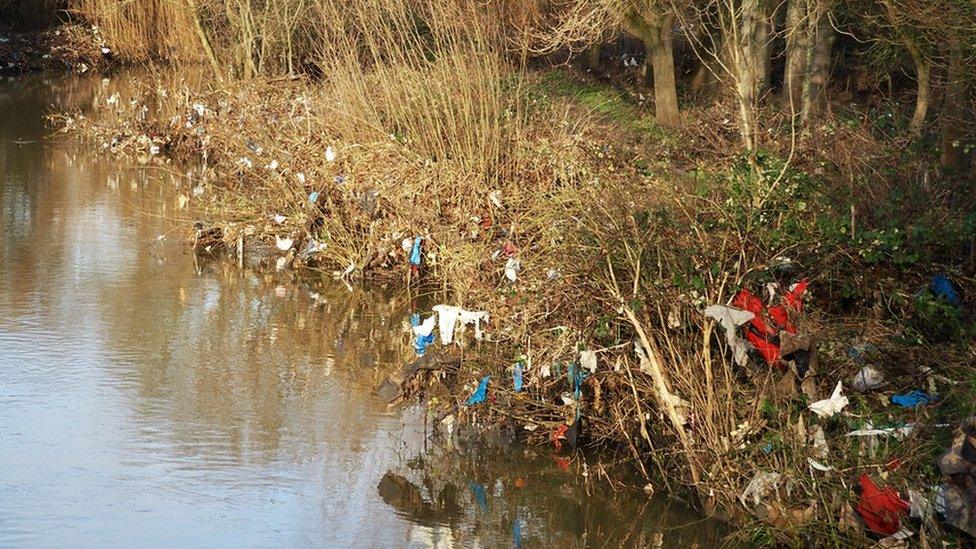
left=567, top=362, right=586, bottom=400
left=410, top=237, right=423, bottom=266
left=890, top=390, right=936, bottom=408
left=308, top=191, right=319, bottom=204
left=468, top=481, right=488, bottom=511
left=513, top=362, right=524, bottom=393
left=466, top=376, right=490, bottom=405
left=414, top=333, right=434, bottom=357
left=931, top=274, right=961, bottom=306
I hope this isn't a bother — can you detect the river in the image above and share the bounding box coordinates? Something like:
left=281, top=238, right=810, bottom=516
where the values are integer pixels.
left=0, top=74, right=722, bottom=547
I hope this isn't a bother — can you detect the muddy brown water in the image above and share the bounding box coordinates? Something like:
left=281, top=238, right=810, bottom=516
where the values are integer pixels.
left=0, top=74, right=724, bottom=547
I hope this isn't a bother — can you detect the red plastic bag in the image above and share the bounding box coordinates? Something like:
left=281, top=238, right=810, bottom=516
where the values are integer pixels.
left=733, top=280, right=808, bottom=367
left=855, top=474, right=909, bottom=536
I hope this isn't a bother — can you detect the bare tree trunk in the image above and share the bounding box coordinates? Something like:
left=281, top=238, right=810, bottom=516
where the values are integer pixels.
left=649, top=14, right=680, bottom=125
left=800, top=13, right=833, bottom=124
left=782, top=0, right=807, bottom=111
left=754, top=2, right=775, bottom=94
left=941, top=47, right=969, bottom=173
left=908, top=48, right=930, bottom=134
left=729, top=0, right=762, bottom=149
left=625, top=9, right=680, bottom=125
left=783, top=0, right=834, bottom=125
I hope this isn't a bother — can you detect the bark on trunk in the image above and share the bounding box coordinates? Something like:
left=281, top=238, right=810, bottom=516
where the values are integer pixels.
left=649, top=14, right=679, bottom=125
left=941, top=47, right=969, bottom=173
left=782, top=0, right=807, bottom=111
left=783, top=0, right=834, bottom=125
left=731, top=0, right=762, bottom=149
left=625, top=9, right=680, bottom=126
left=909, top=48, right=930, bottom=134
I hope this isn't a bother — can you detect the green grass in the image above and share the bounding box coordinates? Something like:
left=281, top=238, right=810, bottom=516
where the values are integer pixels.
left=535, top=69, right=669, bottom=137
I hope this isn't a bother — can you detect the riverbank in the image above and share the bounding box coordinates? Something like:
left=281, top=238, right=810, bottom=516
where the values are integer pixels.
left=0, top=23, right=105, bottom=74
left=53, top=64, right=976, bottom=544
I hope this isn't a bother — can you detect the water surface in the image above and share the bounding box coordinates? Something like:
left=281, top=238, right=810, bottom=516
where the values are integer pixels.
left=0, top=74, right=721, bottom=547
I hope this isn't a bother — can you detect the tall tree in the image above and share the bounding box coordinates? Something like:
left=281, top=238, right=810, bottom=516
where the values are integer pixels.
left=783, top=0, right=835, bottom=125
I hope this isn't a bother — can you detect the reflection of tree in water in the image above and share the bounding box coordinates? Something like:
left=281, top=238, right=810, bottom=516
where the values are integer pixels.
left=379, top=442, right=726, bottom=548
left=93, top=253, right=410, bottom=465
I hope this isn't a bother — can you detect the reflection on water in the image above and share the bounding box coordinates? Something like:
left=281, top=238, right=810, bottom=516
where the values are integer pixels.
left=0, top=74, right=722, bottom=547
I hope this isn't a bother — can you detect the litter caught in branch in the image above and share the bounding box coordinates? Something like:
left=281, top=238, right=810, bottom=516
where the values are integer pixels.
left=703, top=305, right=754, bottom=367
left=412, top=314, right=436, bottom=357
left=504, top=258, right=520, bottom=283
left=465, top=376, right=490, bottom=406
left=808, top=380, right=849, bottom=418
left=852, top=366, right=886, bottom=393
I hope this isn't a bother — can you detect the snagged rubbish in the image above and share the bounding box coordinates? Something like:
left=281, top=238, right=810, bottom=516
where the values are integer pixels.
left=273, top=214, right=286, bottom=224
left=703, top=305, right=755, bottom=367
left=412, top=314, right=436, bottom=357
left=890, top=390, right=936, bottom=408
left=553, top=456, right=570, bottom=471
left=852, top=366, right=886, bottom=393
left=325, top=145, right=336, bottom=162
left=504, top=258, right=520, bottom=283
left=908, top=489, right=932, bottom=522
left=502, top=241, right=517, bottom=257
left=458, top=310, right=489, bottom=340
left=733, top=279, right=808, bottom=366
left=740, top=472, right=781, bottom=507
left=847, top=343, right=876, bottom=364
left=580, top=350, right=597, bottom=373
left=856, top=474, right=909, bottom=536
left=276, top=235, right=294, bottom=251
left=308, top=191, right=319, bottom=204
left=432, top=305, right=461, bottom=345
left=810, top=425, right=829, bottom=459
left=847, top=423, right=915, bottom=439
left=567, top=362, right=586, bottom=400
left=809, top=380, right=849, bottom=418
left=808, top=458, right=833, bottom=472
left=564, top=418, right=581, bottom=449
left=513, top=361, right=524, bottom=392
left=468, top=481, right=488, bottom=511
left=409, top=237, right=423, bottom=267
left=551, top=423, right=568, bottom=451
left=488, top=190, right=502, bottom=209
left=300, top=239, right=326, bottom=260
left=275, top=256, right=288, bottom=271
left=936, top=417, right=976, bottom=536
left=551, top=421, right=580, bottom=451
left=465, top=376, right=490, bottom=405
left=871, top=529, right=913, bottom=549
left=931, top=274, right=961, bottom=306
left=375, top=352, right=460, bottom=404
left=779, top=332, right=817, bottom=380
left=513, top=516, right=524, bottom=549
